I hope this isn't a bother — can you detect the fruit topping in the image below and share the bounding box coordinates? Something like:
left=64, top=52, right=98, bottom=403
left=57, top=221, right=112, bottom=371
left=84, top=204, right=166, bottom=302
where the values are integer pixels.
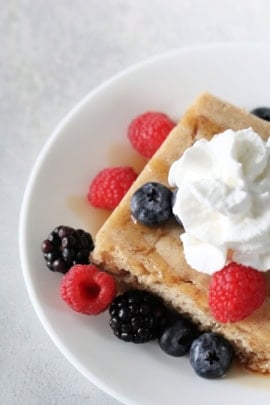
left=109, top=289, right=167, bottom=343
left=250, top=107, right=270, bottom=122
left=88, top=166, right=137, bottom=210
left=189, top=332, right=233, bottom=379
left=41, top=226, right=94, bottom=274
left=130, top=182, right=173, bottom=226
left=128, top=111, right=175, bottom=158
left=60, top=264, right=117, bottom=315
left=209, top=262, right=267, bottom=323
left=158, top=315, right=197, bottom=356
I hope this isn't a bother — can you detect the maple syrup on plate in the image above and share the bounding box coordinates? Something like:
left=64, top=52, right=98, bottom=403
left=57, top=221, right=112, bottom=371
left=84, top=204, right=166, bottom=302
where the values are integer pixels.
left=68, top=141, right=147, bottom=235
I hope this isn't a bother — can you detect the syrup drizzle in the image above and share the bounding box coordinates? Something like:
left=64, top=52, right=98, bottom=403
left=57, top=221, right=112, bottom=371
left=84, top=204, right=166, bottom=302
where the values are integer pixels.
left=68, top=141, right=147, bottom=235
left=67, top=195, right=110, bottom=235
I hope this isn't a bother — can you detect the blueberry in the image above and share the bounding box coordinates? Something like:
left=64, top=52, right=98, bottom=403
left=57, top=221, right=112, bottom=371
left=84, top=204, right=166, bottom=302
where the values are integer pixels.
left=189, top=333, right=233, bottom=379
left=250, top=107, right=270, bottom=122
left=158, top=316, right=197, bottom=356
left=130, top=182, right=173, bottom=226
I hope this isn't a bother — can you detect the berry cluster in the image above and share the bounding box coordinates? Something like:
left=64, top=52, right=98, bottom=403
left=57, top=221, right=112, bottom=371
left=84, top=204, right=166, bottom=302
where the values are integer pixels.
left=40, top=224, right=234, bottom=379
left=87, top=111, right=175, bottom=211
left=108, top=290, right=233, bottom=378
left=41, top=226, right=118, bottom=315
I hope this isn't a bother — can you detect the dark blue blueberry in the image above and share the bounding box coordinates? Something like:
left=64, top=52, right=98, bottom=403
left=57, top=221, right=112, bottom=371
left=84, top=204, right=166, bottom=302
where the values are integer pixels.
left=158, top=316, right=197, bottom=356
left=250, top=107, right=270, bottom=122
left=189, top=333, right=233, bottom=379
left=130, top=182, right=173, bottom=226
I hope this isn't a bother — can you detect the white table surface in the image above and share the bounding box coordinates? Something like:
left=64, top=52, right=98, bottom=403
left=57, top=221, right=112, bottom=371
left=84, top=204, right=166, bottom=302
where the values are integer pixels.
left=2, top=0, right=270, bottom=404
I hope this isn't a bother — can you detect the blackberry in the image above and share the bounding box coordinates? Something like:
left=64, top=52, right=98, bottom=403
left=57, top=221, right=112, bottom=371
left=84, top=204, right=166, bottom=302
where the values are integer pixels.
left=130, top=182, right=173, bottom=226
left=109, top=290, right=167, bottom=343
left=41, top=225, right=94, bottom=274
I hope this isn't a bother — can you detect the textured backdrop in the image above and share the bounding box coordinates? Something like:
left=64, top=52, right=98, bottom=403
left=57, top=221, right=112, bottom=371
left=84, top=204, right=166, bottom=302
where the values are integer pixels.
left=2, top=0, right=270, bottom=404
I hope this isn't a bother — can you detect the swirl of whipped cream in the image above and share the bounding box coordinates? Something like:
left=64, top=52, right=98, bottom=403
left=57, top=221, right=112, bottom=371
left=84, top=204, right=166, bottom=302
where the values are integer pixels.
left=168, top=128, right=270, bottom=274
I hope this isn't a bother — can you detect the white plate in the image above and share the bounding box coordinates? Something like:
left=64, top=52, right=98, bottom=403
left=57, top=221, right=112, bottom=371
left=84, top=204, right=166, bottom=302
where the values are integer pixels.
left=19, top=43, right=270, bottom=405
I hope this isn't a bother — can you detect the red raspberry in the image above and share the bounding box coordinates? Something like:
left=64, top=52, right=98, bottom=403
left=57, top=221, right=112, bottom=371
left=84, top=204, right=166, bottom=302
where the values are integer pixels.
left=128, top=112, right=175, bottom=158
left=60, top=264, right=117, bottom=315
left=209, top=262, right=267, bottom=323
left=88, top=166, right=137, bottom=210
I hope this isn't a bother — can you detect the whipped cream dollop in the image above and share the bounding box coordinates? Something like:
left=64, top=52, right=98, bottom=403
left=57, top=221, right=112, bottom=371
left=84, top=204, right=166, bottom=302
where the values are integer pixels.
left=168, top=128, right=270, bottom=274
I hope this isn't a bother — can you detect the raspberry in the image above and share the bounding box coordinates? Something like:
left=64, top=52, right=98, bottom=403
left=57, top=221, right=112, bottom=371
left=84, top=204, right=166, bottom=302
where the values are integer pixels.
left=60, top=264, right=117, bottom=315
left=88, top=166, right=137, bottom=210
left=208, top=262, right=267, bottom=323
left=128, top=112, right=175, bottom=158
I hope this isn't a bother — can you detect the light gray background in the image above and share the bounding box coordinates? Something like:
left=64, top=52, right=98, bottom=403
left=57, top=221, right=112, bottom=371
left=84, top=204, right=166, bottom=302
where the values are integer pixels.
left=2, top=0, right=270, bottom=404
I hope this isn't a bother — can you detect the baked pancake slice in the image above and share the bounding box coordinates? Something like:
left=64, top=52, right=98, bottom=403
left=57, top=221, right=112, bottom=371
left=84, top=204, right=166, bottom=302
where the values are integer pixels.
left=91, top=92, right=270, bottom=373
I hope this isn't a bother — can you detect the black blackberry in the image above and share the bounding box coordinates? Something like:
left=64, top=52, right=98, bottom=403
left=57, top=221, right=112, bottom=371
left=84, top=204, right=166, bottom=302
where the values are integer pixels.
left=41, top=225, right=94, bottom=274
left=109, top=289, right=167, bottom=343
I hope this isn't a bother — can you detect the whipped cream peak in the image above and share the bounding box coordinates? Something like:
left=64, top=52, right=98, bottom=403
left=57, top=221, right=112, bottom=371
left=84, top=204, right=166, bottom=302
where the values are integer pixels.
left=169, top=127, right=270, bottom=275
